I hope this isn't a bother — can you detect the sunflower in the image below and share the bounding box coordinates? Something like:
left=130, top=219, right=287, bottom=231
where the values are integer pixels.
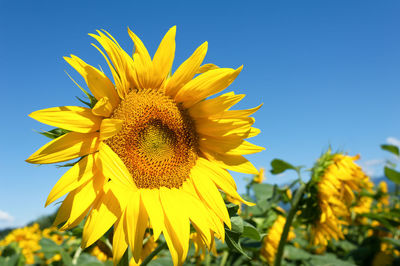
left=260, top=215, right=295, bottom=265
left=310, top=151, right=368, bottom=246
left=26, top=26, right=263, bottom=265
left=253, top=167, right=265, bottom=183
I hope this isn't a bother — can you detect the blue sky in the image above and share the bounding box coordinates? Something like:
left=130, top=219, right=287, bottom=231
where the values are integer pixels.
left=0, top=0, right=399, bottom=229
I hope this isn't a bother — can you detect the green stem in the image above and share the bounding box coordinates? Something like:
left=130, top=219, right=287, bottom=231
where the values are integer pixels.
left=140, top=241, right=167, bottom=266
left=117, top=249, right=129, bottom=266
left=72, top=246, right=82, bottom=265
left=273, top=182, right=306, bottom=266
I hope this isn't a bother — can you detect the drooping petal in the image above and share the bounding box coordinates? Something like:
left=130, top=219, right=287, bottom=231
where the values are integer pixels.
left=201, top=149, right=258, bottom=174
left=165, top=42, right=208, bottom=97
left=46, top=154, right=97, bottom=206
left=54, top=174, right=104, bottom=228
left=64, top=56, right=120, bottom=108
left=196, top=157, right=254, bottom=205
left=112, top=211, right=128, bottom=265
left=160, top=188, right=190, bottom=265
left=175, top=66, right=242, bottom=108
left=125, top=192, right=148, bottom=263
left=99, top=118, right=123, bottom=140
left=190, top=164, right=231, bottom=228
left=82, top=184, right=120, bottom=248
left=29, top=106, right=102, bottom=133
left=141, top=189, right=164, bottom=240
left=26, top=132, right=100, bottom=164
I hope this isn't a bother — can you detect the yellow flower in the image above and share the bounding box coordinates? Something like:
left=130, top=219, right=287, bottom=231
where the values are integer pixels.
left=129, top=234, right=158, bottom=265
left=91, top=246, right=112, bottom=262
left=0, top=224, right=42, bottom=265
left=378, top=181, right=390, bottom=207
left=190, top=232, right=217, bottom=262
left=253, top=168, right=265, bottom=183
left=260, top=215, right=295, bottom=265
left=310, top=152, right=368, bottom=246
left=26, top=26, right=263, bottom=265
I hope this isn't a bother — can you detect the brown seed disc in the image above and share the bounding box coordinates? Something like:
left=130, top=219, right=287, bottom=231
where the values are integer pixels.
left=104, top=89, right=198, bottom=189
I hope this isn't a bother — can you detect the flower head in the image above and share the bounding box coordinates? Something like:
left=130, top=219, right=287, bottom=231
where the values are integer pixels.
left=260, top=215, right=295, bottom=265
left=309, top=151, right=369, bottom=246
left=27, top=26, right=263, bottom=265
left=253, top=167, right=265, bottom=183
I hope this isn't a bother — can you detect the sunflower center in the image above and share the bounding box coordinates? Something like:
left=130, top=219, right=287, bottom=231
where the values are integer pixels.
left=104, top=89, right=198, bottom=189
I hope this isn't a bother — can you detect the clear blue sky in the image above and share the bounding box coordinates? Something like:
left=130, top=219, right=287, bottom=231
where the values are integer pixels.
left=1, top=0, right=399, bottom=229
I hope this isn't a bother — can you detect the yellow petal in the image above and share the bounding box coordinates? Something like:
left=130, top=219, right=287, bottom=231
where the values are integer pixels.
left=128, top=28, right=156, bottom=89
left=195, top=117, right=254, bottom=138
left=153, top=26, right=176, bottom=84
left=97, top=142, right=137, bottom=189
left=210, top=104, right=263, bottom=119
left=179, top=182, right=215, bottom=247
left=200, top=137, right=265, bottom=156
left=182, top=181, right=224, bottom=242
left=165, top=42, right=208, bottom=97
left=190, top=164, right=231, bottom=227
left=26, top=132, right=100, bottom=164
left=92, top=97, right=114, bottom=117
left=29, top=106, right=102, bottom=133
left=82, top=184, right=120, bottom=248
left=112, top=212, right=128, bottom=265
left=188, top=92, right=244, bottom=118
left=125, top=192, right=148, bottom=263
left=64, top=56, right=120, bottom=108
left=197, top=63, right=219, bottom=74
left=197, top=158, right=254, bottom=206
left=175, top=66, right=242, bottom=108
left=160, top=188, right=190, bottom=265
left=141, top=189, right=164, bottom=240
left=46, top=154, right=97, bottom=206
left=99, top=118, right=123, bottom=140
left=89, top=31, right=137, bottom=98
left=54, top=174, right=104, bottom=228
left=202, top=149, right=258, bottom=174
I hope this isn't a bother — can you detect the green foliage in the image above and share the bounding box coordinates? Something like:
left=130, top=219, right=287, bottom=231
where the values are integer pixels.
left=385, top=167, right=400, bottom=184
left=381, top=144, right=400, bottom=157
left=270, top=159, right=302, bottom=175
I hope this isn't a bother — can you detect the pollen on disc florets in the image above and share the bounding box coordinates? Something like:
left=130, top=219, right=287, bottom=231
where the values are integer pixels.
left=104, top=89, right=198, bottom=189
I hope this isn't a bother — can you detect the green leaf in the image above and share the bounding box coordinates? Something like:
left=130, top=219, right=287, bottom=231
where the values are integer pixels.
left=39, top=128, right=69, bottom=139
left=285, top=245, right=312, bottom=260
left=383, top=237, right=400, bottom=247
left=252, top=183, right=274, bottom=201
left=242, top=222, right=261, bottom=240
left=76, top=96, right=92, bottom=108
left=270, top=159, right=298, bottom=175
left=231, top=216, right=244, bottom=234
left=384, top=167, right=400, bottom=184
left=225, top=229, right=251, bottom=259
left=381, top=144, right=400, bottom=156
left=39, top=238, right=61, bottom=259
left=310, top=253, right=355, bottom=266
left=226, top=203, right=240, bottom=217
left=60, top=249, right=73, bottom=266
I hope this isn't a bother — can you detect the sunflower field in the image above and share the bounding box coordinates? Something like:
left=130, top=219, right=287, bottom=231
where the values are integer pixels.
left=1, top=27, right=400, bottom=266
